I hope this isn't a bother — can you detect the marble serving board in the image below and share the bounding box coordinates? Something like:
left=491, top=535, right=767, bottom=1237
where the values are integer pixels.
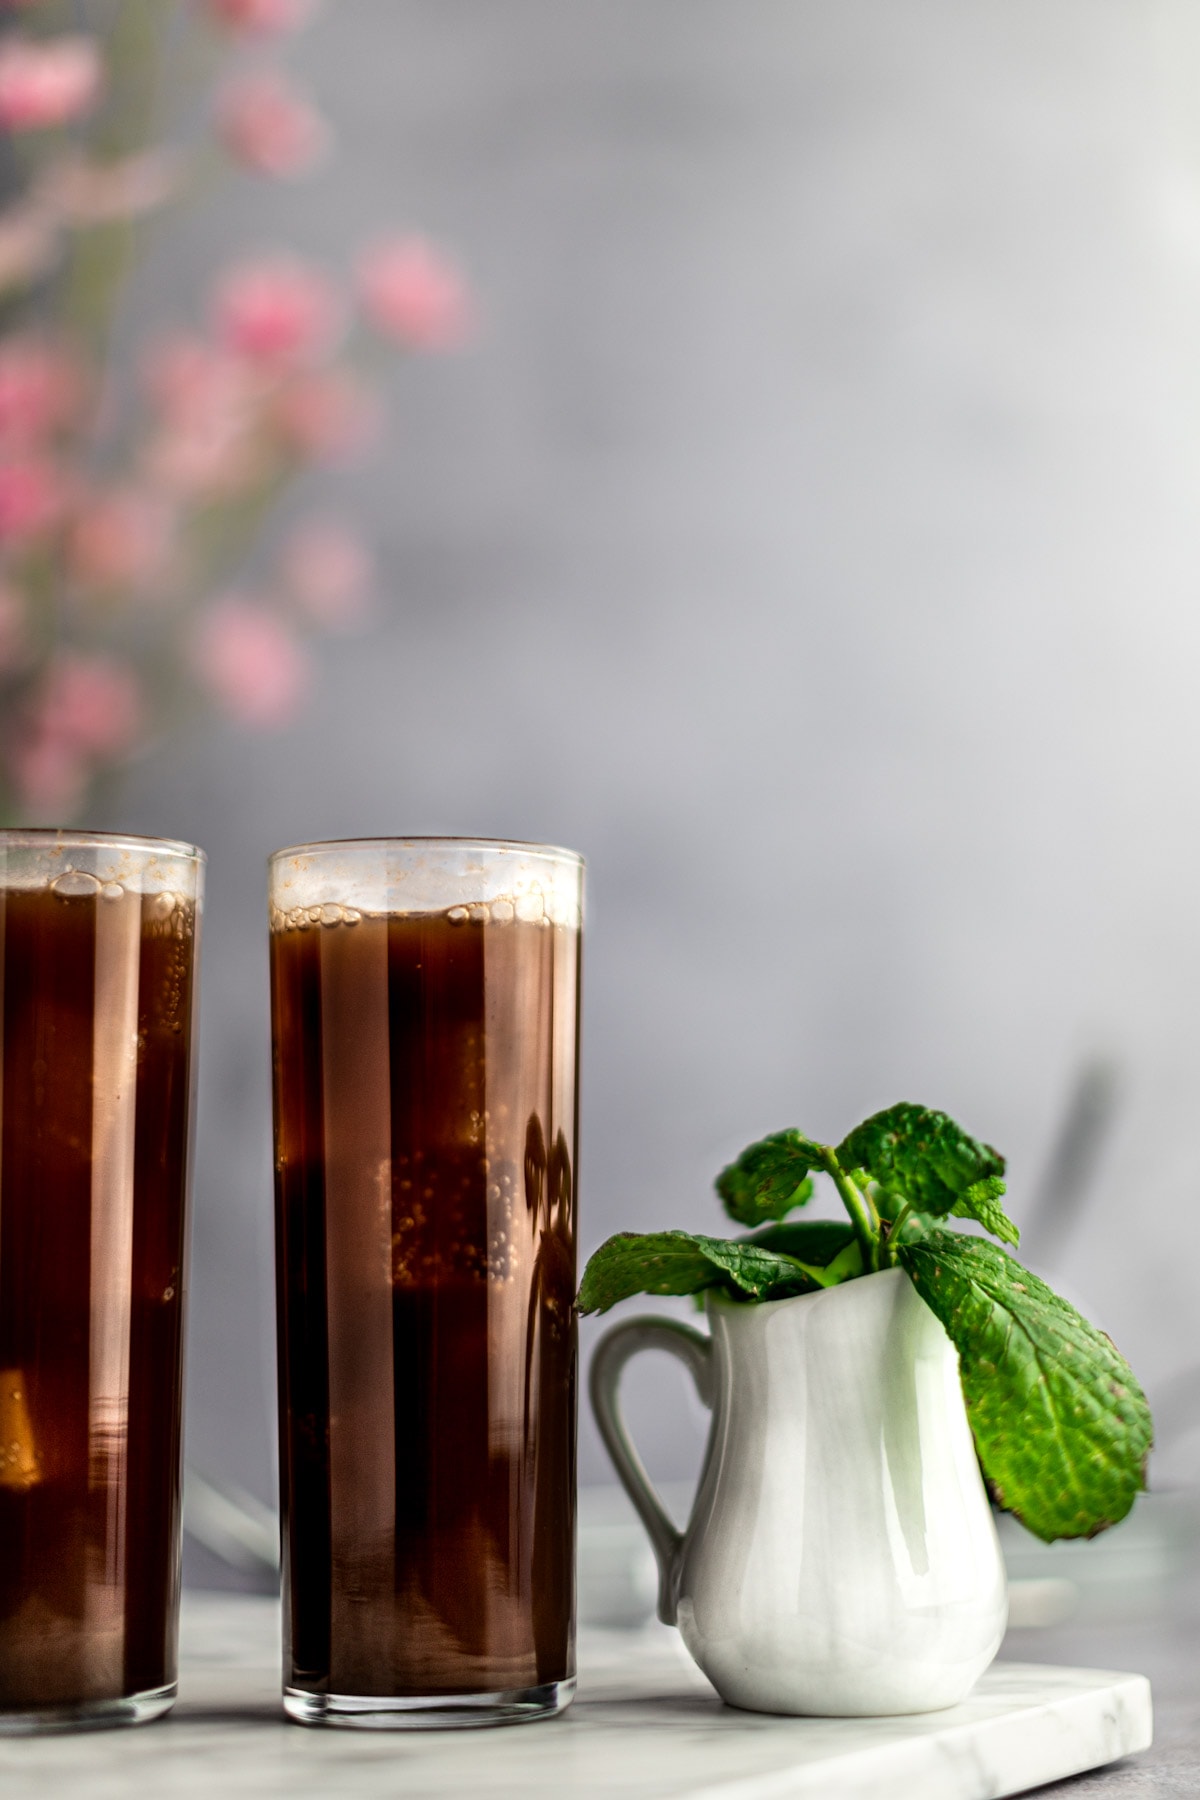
left=0, top=1595, right=1151, bottom=1800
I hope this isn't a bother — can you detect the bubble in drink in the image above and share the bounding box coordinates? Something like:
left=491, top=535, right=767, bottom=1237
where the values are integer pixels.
left=51, top=870, right=100, bottom=897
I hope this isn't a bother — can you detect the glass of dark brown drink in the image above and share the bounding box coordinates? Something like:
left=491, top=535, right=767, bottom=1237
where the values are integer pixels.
left=269, top=838, right=582, bottom=1728
left=0, top=831, right=203, bottom=1734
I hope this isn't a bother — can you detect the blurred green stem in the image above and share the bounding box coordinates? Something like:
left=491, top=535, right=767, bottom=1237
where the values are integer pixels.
left=59, top=1, right=175, bottom=362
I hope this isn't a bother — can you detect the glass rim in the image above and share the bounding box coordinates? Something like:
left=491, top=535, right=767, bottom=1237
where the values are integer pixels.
left=268, top=836, right=584, bottom=870
left=0, top=828, right=205, bottom=863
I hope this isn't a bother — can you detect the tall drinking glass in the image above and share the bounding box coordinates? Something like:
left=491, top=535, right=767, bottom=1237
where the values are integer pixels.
left=0, top=831, right=204, bottom=1733
left=269, top=838, right=582, bottom=1728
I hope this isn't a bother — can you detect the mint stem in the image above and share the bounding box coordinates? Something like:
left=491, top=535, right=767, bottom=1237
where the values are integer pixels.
left=817, top=1147, right=881, bottom=1273
left=884, top=1200, right=915, bottom=1265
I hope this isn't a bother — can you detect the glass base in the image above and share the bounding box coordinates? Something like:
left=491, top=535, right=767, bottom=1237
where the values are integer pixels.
left=284, top=1676, right=575, bottom=1730
left=0, top=1683, right=176, bottom=1736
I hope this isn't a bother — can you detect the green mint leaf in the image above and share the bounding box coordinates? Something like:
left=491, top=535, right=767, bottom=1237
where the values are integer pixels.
left=715, top=1130, right=819, bottom=1227
left=577, top=1230, right=816, bottom=1315
left=742, top=1220, right=864, bottom=1287
left=891, top=1207, right=932, bottom=1245
left=837, top=1102, right=1006, bottom=1223
left=793, top=1238, right=864, bottom=1288
left=743, top=1220, right=856, bottom=1265
left=951, top=1174, right=1020, bottom=1247
left=899, top=1231, right=1152, bottom=1542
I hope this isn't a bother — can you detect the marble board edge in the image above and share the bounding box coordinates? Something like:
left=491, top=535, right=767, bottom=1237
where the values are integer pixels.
left=680, top=1665, right=1153, bottom=1800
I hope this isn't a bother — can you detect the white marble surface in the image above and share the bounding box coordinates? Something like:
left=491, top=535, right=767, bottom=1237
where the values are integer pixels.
left=0, top=1596, right=1151, bottom=1798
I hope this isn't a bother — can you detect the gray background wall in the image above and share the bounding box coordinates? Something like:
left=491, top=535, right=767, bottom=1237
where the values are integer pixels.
left=108, top=0, right=1200, bottom=1564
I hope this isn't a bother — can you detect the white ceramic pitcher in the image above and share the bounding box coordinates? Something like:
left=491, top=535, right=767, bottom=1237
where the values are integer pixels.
left=589, top=1267, right=1007, bottom=1715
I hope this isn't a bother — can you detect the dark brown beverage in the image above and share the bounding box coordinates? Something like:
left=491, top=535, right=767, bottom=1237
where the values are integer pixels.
left=0, top=859, right=200, bottom=1727
left=271, top=889, right=580, bottom=1716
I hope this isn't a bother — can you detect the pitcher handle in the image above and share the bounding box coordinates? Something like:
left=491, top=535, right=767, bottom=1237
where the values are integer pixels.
left=588, top=1315, right=714, bottom=1625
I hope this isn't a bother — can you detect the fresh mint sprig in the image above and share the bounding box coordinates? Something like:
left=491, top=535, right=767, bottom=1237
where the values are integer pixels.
left=577, top=1101, right=1152, bottom=1541
left=836, top=1102, right=1017, bottom=1249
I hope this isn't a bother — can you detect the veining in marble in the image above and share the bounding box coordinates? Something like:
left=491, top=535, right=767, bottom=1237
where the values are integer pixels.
left=0, top=1597, right=1155, bottom=1800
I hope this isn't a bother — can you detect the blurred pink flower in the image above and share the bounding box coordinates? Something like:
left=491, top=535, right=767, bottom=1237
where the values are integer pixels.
left=272, top=369, right=377, bottom=461
left=8, top=652, right=142, bottom=820
left=141, top=334, right=268, bottom=496
left=201, top=0, right=315, bottom=35
left=191, top=594, right=312, bottom=727
left=144, top=419, right=268, bottom=499
left=38, top=151, right=176, bottom=225
left=143, top=332, right=261, bottom=424
left=67, top=487, right=172, bottom=592
left=0, top=206, right=57, bottom=294
left=0, top=456, right=68, bottom=546
left=216, top=72, right=328, bottom=178
left=211, top=257, right=341, bottom=367
left=357, top=237, right=471, bottom=349
left=0, top=337, right=80, bottom=447
left=280, top=518, right=373, bottom=629
left=37, top=650, right=143, bottom=756
left=0, top=580, right=29, bottom=671
left=0, top=35, right=103, bottom=133
left=8, top=731, right=87, bottom=822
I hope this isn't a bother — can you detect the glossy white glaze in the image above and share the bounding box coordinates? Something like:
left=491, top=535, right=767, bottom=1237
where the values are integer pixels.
left=590, top=1268, right=1008, bottom=1716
